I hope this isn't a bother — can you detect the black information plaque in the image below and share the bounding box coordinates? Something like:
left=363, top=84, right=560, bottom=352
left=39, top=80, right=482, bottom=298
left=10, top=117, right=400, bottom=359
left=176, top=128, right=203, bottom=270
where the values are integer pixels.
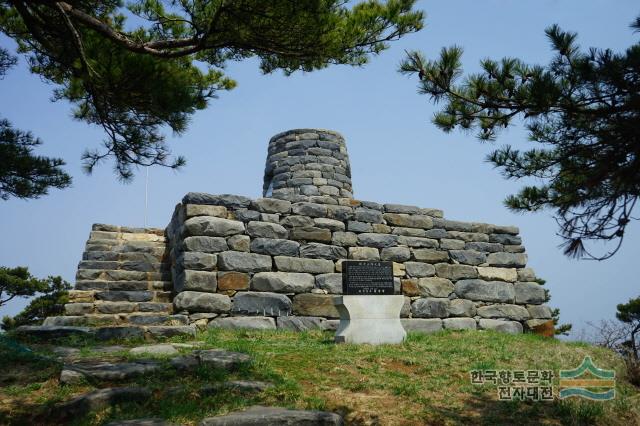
left=342, top=261, right=394, bottom=295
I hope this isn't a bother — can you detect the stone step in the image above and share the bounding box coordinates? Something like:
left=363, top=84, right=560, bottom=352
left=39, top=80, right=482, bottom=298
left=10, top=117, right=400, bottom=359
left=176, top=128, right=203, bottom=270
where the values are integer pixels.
left=76, top=269, right=171, bottom=282
left=78, top=260, right=169, bottom=272
left=83, top=251, right=167, bottom=262
left=53, top=387, right=152, bottom=422
left=69, top=290, right=170, bottom=303
left=92, top=223, right=165, bottom=234
left=85, top=240, right=167, bottom=253
left=65, top=302, right=173, bottom=315
left=15, top=324, right=197, bottom=341
left=95, top=290, right=172, bottom=303
left=89, top=230, right=165, bottom=242
left=75, top=280, right=172, bottom=291
left=44, top=313, right=187, bottom=327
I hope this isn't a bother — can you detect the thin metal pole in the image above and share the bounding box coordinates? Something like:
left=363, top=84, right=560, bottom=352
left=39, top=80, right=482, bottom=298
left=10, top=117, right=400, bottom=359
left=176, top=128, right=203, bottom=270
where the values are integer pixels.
left=144, top=166, right=149, bottom=228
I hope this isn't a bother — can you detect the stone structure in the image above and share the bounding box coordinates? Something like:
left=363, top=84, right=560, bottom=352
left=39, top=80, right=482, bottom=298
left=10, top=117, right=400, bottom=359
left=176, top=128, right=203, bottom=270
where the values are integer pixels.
left=41, top=129, right=553, bottom=338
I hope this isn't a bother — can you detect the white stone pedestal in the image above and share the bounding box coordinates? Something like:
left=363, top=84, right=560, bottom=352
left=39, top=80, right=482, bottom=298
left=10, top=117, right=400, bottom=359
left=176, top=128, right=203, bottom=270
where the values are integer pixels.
left=334, top=295, right=406, bottom=345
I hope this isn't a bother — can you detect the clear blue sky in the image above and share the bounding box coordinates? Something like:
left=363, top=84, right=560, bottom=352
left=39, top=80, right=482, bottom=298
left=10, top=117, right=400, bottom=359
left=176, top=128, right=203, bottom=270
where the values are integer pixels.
left=1, top=0, right=637, bottom=337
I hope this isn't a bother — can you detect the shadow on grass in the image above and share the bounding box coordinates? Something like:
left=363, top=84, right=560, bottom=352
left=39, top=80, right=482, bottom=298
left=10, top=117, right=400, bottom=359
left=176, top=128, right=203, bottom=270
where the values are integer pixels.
left=422, top=391, right=614, bottom=426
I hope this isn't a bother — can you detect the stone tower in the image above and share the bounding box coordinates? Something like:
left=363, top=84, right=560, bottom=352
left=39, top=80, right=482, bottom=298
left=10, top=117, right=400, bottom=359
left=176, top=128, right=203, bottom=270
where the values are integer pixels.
left=263, top=129, right=353, bottom=200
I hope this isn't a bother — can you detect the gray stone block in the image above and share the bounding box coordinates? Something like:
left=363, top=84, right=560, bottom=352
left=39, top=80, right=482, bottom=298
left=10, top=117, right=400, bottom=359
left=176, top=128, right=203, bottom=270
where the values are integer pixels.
left=292, top=294, right=340, bottom=318
left=182, top=236, right=228, bottom=253
left=313, top=218, right=345, bottom=231
left=417, top=277, right=454, bottom=297
left=209, top=317, right=276, bottom=330
left=217, top=251, right=272, bottom=272
left=435, top=263, right=478, bottom=280
left=448, top=250, right=487, bottom=266
left=291, top=202, right=327, bottom=217
left=315, top=273, right=343, bottom=294
left=326, top=205, right=354, bottom=221
left=95, top=291, right=153, bottom=302
left=443, top=318, right=477, bottom=330
left=174, top=291, right=231, bottom=313
left=380, top=247, right=411, bottom=262
left=227, top=235, right=250, bottom=252
left=477, top=304, right=530, bottom=321
left=465, top=242, right=503, bottom=253
left=393, top=227, right=428, bottom=237
left=250, top=238, right=300, bottom=257
left=354, top=208, right=384, bottom=223
left=176, top=270, right=217, bottom=293
left=184, top=217, right=245, bottom=237
left=527, top=304, right=552, bottom=319
left=447, top=299, right=476, bottom=317
left=251, top=198, right=291, bottom=214
left=515, top=282, right=546, bottom=304
left=397, top=236, right=438, bottom=248
left=181, top=193, right=252, bottom=209
left=401, top=318, right=443, bottom=333
left=280, top=215, right=314, bottom=228
left=232, top=292, right=292, bottom=316
left=348, top=247, right=380, bottom=261
left=274, top=256, right=334, bottom=274
left=383, top=204, right=422, bottom=214
left=332, top=231, right=357, bottom=247
left=357, top=233, right=398, bottom=248
left=277, top=316, right=329, bottom=331
left=486, top=252, right=528, bottom=268
left=438, top=239, right=465, bottom=250
left=489, top=234, right=522, bottom=245
left=405, top=262, right=435, bottom=278
left=251, top=272, right=315, bottom=293
left=413, top=249, right=449, bottom=263
left=383, top=213, right=433, bottom=229
left=95, top=302, right=135, bottom=314
left=478, top=319, right=523, bottom=334
left=411, top=298, right=450, bottom=318
left=446, top=231, right=489, bottom=242
left=454, top=280, right=515, bottom=303
left=178, top=252, right=217, bottom=271
left=347, top=221, right=373, bottom=233
left=289, top=227, right=332, bottom=243
left=300, top=243, right=347, bottom=260
left=246, top=221, right=289, bottom=239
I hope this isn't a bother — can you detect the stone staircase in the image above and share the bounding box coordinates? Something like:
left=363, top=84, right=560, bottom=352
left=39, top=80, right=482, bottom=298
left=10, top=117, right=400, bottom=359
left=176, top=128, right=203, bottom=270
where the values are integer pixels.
left=38, top=224, right=194, bottom=338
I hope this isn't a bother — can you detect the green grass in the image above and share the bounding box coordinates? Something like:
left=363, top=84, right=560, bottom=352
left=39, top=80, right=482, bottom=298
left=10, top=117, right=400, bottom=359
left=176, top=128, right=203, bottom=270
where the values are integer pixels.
left=1, top=329, right=639, bottom=425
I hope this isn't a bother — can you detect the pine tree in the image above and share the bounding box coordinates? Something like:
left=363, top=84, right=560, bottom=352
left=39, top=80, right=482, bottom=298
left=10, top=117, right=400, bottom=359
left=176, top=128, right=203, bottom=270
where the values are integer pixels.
left=400, top=16, right=640, bottom=260
left=0, top=1, right=424, bottom=188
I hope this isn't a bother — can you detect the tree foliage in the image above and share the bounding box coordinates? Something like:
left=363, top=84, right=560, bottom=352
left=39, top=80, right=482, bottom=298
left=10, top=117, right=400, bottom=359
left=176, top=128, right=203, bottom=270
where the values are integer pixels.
left=534, top=277, right=572, bottom=336
left=1, top=273, right=70, bottom=331
left=0, top=266, right=68, bottom=306
left=400, top=17, right=640, bottom=260
left=1, top=47, right=71, bottom=199
left=617, top=296, right=640, bottom=360
left=0, top=119, right=72, bottom=199
left=0, top=1, right=423, bottom=183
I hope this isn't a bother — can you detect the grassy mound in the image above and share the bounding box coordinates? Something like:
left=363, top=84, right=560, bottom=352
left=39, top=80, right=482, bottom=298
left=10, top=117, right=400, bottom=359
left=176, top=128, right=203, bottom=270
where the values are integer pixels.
left=1, top=329, right=638, bottom=425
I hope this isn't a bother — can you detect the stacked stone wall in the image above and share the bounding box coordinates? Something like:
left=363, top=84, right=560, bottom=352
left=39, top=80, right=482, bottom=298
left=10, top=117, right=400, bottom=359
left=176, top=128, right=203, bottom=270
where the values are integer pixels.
left=166, top=192, right=553, bottom=333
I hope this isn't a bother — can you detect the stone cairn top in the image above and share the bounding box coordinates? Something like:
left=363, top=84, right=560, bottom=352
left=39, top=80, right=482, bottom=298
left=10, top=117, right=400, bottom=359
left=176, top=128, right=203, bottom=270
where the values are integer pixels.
left=263, top=129, right=352, bottom=201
